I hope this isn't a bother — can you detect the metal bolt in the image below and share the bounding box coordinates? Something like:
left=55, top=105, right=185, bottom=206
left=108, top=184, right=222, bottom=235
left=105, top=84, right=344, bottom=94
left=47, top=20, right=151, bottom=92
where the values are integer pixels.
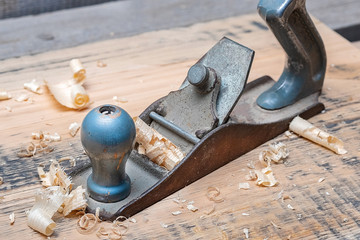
left=187, top=63, right=217, bottom=93
left=81, top=104, right=135, bottom=203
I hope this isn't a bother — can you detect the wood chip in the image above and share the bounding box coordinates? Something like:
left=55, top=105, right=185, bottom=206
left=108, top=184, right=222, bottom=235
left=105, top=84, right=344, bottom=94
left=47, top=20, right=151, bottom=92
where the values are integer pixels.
left=43, top=133, right=61, bottom=142
left=96, top=60, right=107, bottom=68
left=287, top=204, right=295, bottom=210
left=238, top=182, right=250, bottom=190
left=9, top=212, right=15, bottom=225
left=113, top=96, right=128, bottom=103
left=15, top=93, right=29, bottom=102
left=171, top=211, right=182, bottom=216
left=160, top=223, right=169, bottom=228
left=242, top=213, right=250, bottom=216
left=24, top=79, right=43, bottom=94
left=243, top=228, right=249, bottom=239
left=289, top=116, right=347, bottom=154
left=69, top=122, right=80, bottom=137
left=318, top=177, right=325, bottom=183
left=0, top=90, right=11, bottom=100
left=187, top=204, right=198, bottom=212
left=134, top=117, right=184, bottom=170
left=245, top=170, right=257, bottom=181
left=206, top=186, right=224, bottom=203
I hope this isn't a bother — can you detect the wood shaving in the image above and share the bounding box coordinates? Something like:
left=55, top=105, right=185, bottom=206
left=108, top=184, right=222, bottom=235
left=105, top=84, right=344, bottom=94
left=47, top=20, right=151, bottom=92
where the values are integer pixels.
left=254, top=166, right=278, bottom=187
left=187, top=204, right=198, bottom=212
left=247, top=161, right=255, bottom=169
left=245, top=170, right=257, bottom=181
left=112, top=216, right=128, bottom=237
left=238, top=182, right=250, bottom=190
left=15, top=93, right=29, bottom=102
left=38, top=160, right=72, bottom=193
left=77, top=213, right=98, bottom=234
left=69, top=122, right=80, bottom=137
left=113, top=96, right=128, bottom=103
left=171, top=211, right=182, bottom=216
left=96, top=60, right=107, bottom=68
left=0, top=90, right=11, bottom=100
left=203, top=204, right=215, bottom=215
left=18, top=139, right=54, bottom=158
left=9, top=212, right=15, bottom=225
left=271, top=221, right=281, bottom=229
left=27, top=186, right=66, bottom=236
left=134, top=117, right=184, bottom=170
left=259, top=142, right=289, bottom=165
left=289, top=116, right=347, bottom=154
left=129, top=218, right=137, bottom=223
left=318, top=177, right=325, bottom=183
left=206, top=186, right=224, bottom=203
left=62, top=186, right=87, bottom=216
left=58, top=156, right=76, bottom=167
left=95, top=207, right=101, bottom=222
left=46, top=59, right=89, bottom=109
left=44, top=133, right=61, bottom=142
left=243, top=228, right=249, bottom=239
left=242, top=213, right=250, bottom=216
left=24, top=79, right=43, bottom=94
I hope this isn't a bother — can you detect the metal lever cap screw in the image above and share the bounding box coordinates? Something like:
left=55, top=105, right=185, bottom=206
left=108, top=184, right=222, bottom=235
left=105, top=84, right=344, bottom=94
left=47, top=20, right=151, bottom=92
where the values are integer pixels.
left=81, top=104, right=135, bottom=203
left=187, top=64, right=217, bottom=93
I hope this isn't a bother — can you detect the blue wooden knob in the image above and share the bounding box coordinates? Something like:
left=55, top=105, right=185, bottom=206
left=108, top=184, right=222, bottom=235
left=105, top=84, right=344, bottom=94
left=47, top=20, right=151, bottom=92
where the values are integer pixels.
left=81, top=104, right=135, bottom=202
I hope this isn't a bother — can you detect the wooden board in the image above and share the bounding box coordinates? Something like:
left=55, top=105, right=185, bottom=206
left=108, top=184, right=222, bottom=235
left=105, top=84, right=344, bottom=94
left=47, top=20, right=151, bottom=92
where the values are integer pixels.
left=1, top=13, right=360, bottom=239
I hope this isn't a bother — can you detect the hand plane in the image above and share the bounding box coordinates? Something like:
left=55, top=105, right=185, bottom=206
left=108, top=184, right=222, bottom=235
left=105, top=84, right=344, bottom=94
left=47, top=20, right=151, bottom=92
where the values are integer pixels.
left=72, top=0, right=326, bottom=220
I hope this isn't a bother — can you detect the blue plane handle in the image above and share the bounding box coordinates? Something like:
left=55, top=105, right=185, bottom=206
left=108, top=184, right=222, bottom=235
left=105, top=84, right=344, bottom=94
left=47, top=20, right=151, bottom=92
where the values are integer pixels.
left=256, top=0, right=326, bottom=110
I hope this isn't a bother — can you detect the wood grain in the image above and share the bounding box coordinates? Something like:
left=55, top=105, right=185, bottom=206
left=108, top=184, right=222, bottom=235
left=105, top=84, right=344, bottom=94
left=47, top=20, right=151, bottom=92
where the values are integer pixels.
left=0, top=13, right=360, bottom=239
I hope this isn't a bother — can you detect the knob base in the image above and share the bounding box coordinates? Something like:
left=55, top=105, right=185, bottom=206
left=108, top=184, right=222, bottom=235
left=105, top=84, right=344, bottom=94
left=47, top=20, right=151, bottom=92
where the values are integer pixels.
left=87, top=174, right=131, bottom=203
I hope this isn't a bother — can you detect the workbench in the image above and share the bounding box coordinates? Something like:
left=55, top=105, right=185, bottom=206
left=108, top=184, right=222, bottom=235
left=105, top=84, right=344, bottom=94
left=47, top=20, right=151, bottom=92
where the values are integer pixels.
left=0, top=12, right=360, bottom=239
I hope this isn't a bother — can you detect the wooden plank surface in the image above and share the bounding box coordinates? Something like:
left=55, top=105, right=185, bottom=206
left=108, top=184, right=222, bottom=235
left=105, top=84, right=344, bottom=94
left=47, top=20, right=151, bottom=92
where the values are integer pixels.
left=1, top=13, right=360, bottom=239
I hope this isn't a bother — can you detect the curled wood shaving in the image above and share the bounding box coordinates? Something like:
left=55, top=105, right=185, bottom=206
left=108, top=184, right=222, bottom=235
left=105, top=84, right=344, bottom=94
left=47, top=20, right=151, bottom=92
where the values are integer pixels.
left=206, top=186, right=224, bottom=203
left=0, top=90, right=11, bottom=100
left=69, top=122, right=80, bottom=137
left=111, top=216, right=128, bottom=237
left=134, top=117, right=185, bottom=170
left=27, top=187, right=66, bottom=236
left=62, top=186, right=87, bottom=216
left=271, top=221, right=281, bottom=229
left=18, top=139, right=54, bottom=158
left=254, top=166, right=278, bottom=187
left=46, top=59, right=89, bottom=109
left=9, top=212, right=15, bottom=225
left=203, top=204, right=215, bottom=215
left=24, top=79, right=43, bottom=94
left=259, top=142, right=289, bottom=165
left=58, top=156, right=76, bottom=167
left=289, top=116, right=347, bottom=154
left=38, top=160, right=72, bottom=193
left=238, top=182, right=250, bottom=190
left=77, top=213, right=98, bottom=234
left=113, top=96, right=128, bottom=103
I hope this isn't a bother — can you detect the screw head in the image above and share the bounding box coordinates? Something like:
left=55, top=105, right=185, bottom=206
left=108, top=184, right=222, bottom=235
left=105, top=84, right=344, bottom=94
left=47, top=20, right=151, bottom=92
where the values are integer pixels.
left=187, top=64, right=209, bottom=86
